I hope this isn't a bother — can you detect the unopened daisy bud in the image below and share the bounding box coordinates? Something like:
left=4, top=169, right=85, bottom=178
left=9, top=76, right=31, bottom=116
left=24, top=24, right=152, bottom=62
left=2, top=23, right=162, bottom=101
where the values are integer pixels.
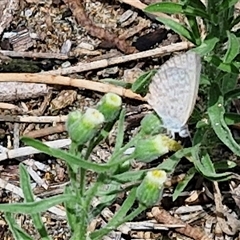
left=66, top=110, right=82, bottom=132
left=134, top=134, right=182, bottom=163
left=137, top=170, right=167, bottom=207
left=97, top=93, right=122, bottom=122
left=68, top=108, right=104, bottom=145
left=140, top=113, right=163, bottom=135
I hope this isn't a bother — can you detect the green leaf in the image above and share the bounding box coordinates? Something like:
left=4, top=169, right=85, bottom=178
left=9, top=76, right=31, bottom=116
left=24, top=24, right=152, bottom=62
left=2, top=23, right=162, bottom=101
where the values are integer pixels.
left=214, top=160, right=237, bottom=170
left=131, top=70, right=156, bottom=96
left=21, top=137, right=120, bottom=173
left=224, top=88, right=240, bottom=103
left=113, top=109, right=126, bottom=154
left=90, top=188, right=138, bottom=239
left=144, top=2, right=209, bottom=19
left=201, top=152, right=216, bottom=173
left=100, top=78, right=130, bottom=88
left=0, top=194, right=75, bottom=214
left=194, top=37, right=219, bottom=56
left=193, top=119, right=210, bottom=145
left=191, top=148, right=232, bottom=180
left=187, top=0, right=206, bottom=11
left=221, top=72, right=238, bottom=94
left=205, top=55, right=239, bottom=73
left=155, top=17, right=194, bottom=43
left=19, top=164, right=51, bottom=240
left=20, top=164, right=35, bottom=201
left=157, top=147, right=194, bottom=172
left=64, top=186, right=77, bottom=232
left=224, top=113, right=240, bottom=125
left=112, top=169, right=146, bottom=183
left=5, top=212, right=33, bottom=240
left=208, top=83, right=240, bottom=157
left=173, top=167, right=196, bottom=201
left=218, top=0, right=239, bottom=12
left=187, top=16, right=201, bottom=45
left=223, top=31, right=239, bottom=63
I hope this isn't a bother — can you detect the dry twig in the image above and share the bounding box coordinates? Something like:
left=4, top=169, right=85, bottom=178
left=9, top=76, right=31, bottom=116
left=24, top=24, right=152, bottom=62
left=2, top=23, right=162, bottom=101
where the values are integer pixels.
left=0, top=115, right=67, bottom=123
left=0, top=73, right=144, bottom=101
left=0, top=138, right=71, bottom=162
left=44, top=41, right=193, bottom=75
left=24, top=124, right=66, bottom=138
left=152, top=207, right=211, bottom=240
left=0, top=50, right=69, bottom=60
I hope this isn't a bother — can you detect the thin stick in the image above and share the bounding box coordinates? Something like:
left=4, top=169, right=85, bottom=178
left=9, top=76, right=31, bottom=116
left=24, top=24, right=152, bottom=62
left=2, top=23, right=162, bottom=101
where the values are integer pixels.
left=0, top=50, right=69, bottom=60
left=0, top=43, right=193, bottom=101
left=0, top=102, right=19, bottom=110
left=44, top=42, right=193, bottom=75
left=0, top=115, right=68, bottom=123
left=0, top=73, right=145, bottom=101
left=24, top=124, right=66, bottom=138
left=0, top=138, right=71, bottom=162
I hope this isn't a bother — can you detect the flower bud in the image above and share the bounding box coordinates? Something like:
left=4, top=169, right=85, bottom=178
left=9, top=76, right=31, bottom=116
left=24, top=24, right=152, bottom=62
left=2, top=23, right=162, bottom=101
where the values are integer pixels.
left=97, top=93, right=122, bottom=122
left=68, top=108, right=104, bottom=145
left=133, top=134, right=182, bottom=162
left=140, top=113, right=164, bottom=135
left=65, top=110, right=82, bottom=132
left=137, top=170, right=167, bottom=207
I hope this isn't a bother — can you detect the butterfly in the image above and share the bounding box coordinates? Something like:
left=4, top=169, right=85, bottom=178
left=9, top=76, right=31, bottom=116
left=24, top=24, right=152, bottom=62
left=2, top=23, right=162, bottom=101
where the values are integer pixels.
left=147, top=51, right=202, bottom=138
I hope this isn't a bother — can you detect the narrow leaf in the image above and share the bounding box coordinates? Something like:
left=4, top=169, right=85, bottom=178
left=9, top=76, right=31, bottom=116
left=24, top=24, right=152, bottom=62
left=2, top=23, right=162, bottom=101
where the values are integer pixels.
left=208, top=83, right=240, bottom=156
left=221, top=72, right=238, bottom=94
left=20, top=164, right=51, bottom=240
left=0, top=194, right=74, bottom=214
left=131, top=70, right=156, bottom=95
left=218, top=0, right=239, bottom=12
left=113, top=109, right=126, bottom=154
left=21, top=137, right=119, bottom=173
left=223, top=31, right=239, bottom=63
left=156, top=17, right=194, bottom=43
left=224, top=113, right=240, bottom=125
left=5, top=212, right=33, bottom=240
left=173, top=167, right=196, bottom=201
left=194, top=37, right=219, bottom=56
left=90, top=188, right=137, bottom=239
left=145, top=2, right=209, bottom=19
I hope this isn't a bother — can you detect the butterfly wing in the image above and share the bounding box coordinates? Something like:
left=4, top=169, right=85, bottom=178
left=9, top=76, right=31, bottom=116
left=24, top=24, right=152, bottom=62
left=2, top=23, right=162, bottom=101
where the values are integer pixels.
left=147, top=51, right=201, bottom=133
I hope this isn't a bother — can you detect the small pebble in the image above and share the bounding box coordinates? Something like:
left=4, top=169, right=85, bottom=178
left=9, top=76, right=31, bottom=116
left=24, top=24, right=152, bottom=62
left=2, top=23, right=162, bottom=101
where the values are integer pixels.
left=78, top=42, right=94, bottom=51
left=61, top=61, right=71, bottom=68
left=29, top=32, right=39, bottom=39
left=60, top=39, right=72, bottom=54
left=121, top=12, right=138, bottom=27
left=24, top=9, right=33, bottom=18
left=118, top=9, right=134, bottom=23
left=100, top=66, right=119, bottom=77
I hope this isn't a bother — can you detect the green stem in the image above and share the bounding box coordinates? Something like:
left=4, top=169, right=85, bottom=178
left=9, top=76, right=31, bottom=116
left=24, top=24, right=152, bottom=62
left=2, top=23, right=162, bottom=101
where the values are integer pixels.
left=91, top=204, right=146, bottom=240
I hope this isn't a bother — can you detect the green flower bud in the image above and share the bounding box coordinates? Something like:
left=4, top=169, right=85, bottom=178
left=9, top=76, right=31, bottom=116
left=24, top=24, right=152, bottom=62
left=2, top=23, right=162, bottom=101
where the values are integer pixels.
left=65, top=110, right=82, bottom=132
left=133, top=134, right=182, bottom=162
left=137, top=170, right=167, bottom=207
left=140, top=113, right=164, bottom=135
left=68, top=108, right=104, bottom=145
left=97, top=93, right=122, bottom=122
